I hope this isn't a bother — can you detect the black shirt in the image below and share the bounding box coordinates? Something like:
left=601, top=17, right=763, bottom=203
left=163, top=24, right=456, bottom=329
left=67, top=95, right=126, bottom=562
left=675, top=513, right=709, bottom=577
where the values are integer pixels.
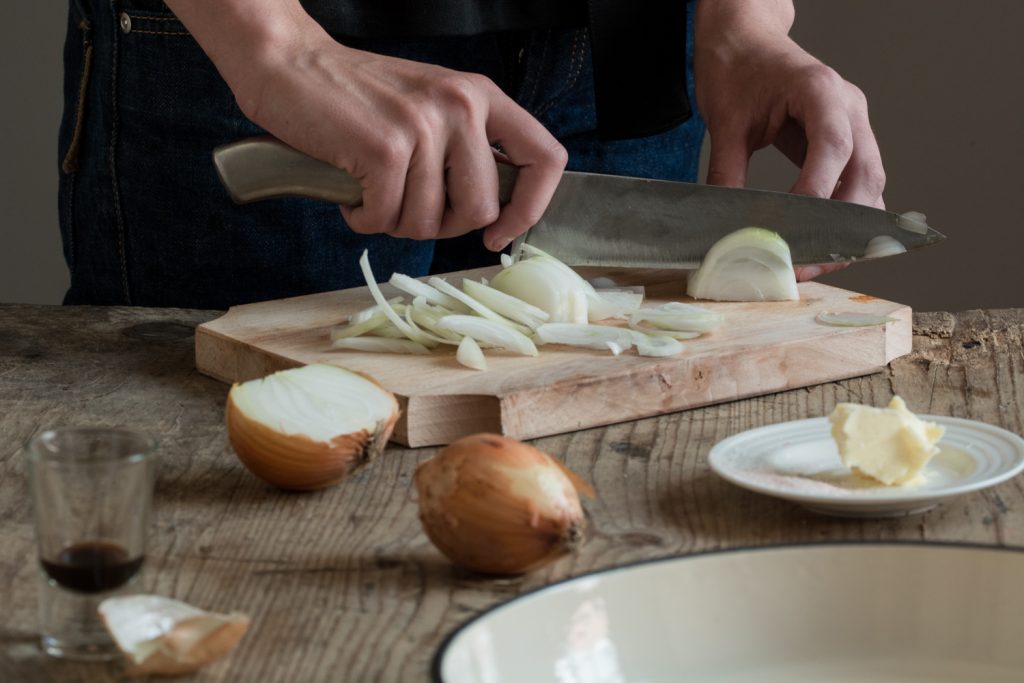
left=301, top=0, right=693, bottom=140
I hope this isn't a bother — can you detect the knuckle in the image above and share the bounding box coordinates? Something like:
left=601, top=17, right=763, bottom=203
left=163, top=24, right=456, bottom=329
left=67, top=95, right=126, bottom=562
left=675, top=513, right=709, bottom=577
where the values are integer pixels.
left=544, top=140, right=569, bottom=169
left=803, top=64, right=844, bottom=94
left=817, top=124, right=854, bottom=157
left=367, top=135, right=409, bottom=167
left=437, top=73, right=490, bottom=121
left=846, top=83, right=869, bottom=109
left=460, top=201, right=500, bottom=228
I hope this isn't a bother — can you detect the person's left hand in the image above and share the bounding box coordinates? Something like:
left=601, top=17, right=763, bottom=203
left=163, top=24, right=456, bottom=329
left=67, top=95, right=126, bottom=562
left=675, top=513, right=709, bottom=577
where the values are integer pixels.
left=694, top=1, right=886, bottom=281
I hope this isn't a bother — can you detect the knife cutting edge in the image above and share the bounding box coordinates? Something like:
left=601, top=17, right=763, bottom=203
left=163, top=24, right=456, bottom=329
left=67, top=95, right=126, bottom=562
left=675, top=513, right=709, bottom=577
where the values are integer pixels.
left=212, top=136, right=944, bottom=267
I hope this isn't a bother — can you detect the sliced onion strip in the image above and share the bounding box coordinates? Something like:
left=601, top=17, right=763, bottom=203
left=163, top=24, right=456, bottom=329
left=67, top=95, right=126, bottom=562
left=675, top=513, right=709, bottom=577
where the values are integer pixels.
left=429, top=277, right=533, bottom=335
left=631, top=332, right=684, bottom=357
left=437, top=315, right=539, bottom=356
left=816, top=311, right=898, bottom=327
left=462, top=279, right=550, bottom=328
left=534, top=323, right=634, bottom=352
left=389, top=272, right=469, bottom=311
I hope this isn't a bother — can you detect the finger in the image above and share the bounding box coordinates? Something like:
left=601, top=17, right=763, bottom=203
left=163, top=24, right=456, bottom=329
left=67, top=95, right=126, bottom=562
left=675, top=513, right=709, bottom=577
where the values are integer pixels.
left=436, top=127, right=500, bottom=240
left=789, top=108, right=854, bottom=199
left=392, top=143, right=446, bottom=240
left=831, top=104, right=886, bottom=207
left=795, top=262, right=849, bottom=282
left=480, top=97, right=567, bottom=251
left=705, top=125, right=751, bottom=188
left=341, top=163, right=407, bottom=235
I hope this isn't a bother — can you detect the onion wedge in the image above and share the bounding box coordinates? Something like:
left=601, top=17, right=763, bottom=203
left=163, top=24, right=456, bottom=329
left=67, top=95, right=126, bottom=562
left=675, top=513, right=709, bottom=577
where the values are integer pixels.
left=864, top=235, right=907, bottom=259
left=686, top=227, right=799, bottom=302
left=456, top=336, right=487, bottom=371
left=898, top=211, right=930, bottom=235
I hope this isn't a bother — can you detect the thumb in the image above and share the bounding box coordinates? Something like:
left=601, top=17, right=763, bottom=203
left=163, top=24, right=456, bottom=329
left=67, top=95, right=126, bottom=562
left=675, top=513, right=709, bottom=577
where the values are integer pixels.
left=705, top=128, right=750, bottom=188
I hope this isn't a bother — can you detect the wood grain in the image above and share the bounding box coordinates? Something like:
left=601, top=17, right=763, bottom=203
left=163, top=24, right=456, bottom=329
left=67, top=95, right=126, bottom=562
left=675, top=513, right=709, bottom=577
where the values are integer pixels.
left=1, top=304, right=1022, bottom=683
left=196, top=268, right=913, bottom=446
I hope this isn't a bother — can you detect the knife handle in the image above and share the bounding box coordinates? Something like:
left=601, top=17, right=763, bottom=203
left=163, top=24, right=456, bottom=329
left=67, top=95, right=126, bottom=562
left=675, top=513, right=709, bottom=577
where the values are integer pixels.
left=212, top=136, right=519, bottom=207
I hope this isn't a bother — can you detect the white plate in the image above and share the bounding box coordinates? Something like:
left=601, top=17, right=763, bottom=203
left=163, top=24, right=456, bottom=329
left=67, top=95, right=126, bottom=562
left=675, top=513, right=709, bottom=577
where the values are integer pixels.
left=433, top=544, right=1024, bottom=683
left=708, top=415, right=1024, bottom=517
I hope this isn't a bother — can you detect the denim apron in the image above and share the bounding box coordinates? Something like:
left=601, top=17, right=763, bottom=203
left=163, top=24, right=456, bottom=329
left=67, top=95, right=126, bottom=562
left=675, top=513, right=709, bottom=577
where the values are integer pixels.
left=58, top=0, right=704, bottom=308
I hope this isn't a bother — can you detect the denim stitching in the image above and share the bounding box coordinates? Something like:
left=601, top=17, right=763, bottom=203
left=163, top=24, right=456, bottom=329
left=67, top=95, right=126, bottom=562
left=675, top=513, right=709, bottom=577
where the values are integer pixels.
left=523, top=31, right=550, bottom=111
left=124, top=15, right=179, bottom=21
left=534, top=28, right=587, bottom=120
left=533, top=30, right=579, bottom=118
left=124, top=13, right=189, bottom=36
left=130, top=29, right=189, bottom=36
left=108, top=0, right=130, bottom=304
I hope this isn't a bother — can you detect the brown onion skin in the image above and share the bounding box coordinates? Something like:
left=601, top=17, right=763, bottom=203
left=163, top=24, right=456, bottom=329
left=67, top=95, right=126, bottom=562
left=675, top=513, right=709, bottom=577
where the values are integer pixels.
left=123, top=615, right=250, bottom=676
left=415, top=433, right=589, bottom=575
left=225, top=375, right=399, bottom=491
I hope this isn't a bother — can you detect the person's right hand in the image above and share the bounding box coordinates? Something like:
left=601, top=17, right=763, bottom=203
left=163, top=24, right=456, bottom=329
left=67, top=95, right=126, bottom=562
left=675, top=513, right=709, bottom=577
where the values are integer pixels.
left=170, top=1, right=567, bottom=251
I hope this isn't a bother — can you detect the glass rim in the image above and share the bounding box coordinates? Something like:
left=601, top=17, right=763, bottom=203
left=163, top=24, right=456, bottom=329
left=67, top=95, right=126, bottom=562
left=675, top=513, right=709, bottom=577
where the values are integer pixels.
left=25, top=427, right=157, bottom=465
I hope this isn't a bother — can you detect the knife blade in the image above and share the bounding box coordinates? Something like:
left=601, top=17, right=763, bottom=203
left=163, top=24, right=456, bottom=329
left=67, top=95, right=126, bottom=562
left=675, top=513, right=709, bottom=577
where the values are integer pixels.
left=213, top=136, right=944, bottom=266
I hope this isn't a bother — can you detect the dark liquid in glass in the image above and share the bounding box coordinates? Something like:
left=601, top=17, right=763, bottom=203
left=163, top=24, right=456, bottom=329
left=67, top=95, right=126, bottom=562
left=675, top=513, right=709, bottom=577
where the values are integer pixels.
left=40, top=541, right=143, bottom=593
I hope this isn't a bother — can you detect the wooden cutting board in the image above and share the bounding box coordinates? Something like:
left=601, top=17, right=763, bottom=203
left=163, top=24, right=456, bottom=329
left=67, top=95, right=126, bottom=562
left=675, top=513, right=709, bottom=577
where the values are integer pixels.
left=195, top=267, right=911, bottom=447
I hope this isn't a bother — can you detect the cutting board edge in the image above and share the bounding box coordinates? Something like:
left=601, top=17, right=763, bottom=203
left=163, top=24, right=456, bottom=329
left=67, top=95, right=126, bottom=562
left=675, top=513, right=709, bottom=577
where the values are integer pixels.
left=195, top=323, right=302, bottom=384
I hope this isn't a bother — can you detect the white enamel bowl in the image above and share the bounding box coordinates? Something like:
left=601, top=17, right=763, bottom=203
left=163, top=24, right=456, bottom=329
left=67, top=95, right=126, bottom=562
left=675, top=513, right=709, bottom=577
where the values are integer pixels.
left=433, top=544, right=1024, bottom=682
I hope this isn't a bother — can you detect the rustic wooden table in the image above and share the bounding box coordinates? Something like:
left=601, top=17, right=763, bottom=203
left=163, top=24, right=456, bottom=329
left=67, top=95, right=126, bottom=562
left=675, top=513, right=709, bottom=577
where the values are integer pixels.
left=1, top=304, right=1022, bottom=682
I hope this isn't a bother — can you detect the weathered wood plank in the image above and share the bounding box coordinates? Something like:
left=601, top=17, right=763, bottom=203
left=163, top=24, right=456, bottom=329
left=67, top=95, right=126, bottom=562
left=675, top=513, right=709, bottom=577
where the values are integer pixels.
left=1, top=304, right=1022, bottom=682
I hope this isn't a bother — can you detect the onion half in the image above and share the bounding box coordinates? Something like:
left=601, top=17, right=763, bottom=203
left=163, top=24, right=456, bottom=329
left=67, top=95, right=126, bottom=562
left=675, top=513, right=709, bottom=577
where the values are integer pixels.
left=226, top=364, right=399, bottom=490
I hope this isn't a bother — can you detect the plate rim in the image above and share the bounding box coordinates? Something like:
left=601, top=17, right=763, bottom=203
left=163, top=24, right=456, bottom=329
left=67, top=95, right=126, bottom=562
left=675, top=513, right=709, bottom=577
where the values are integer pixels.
left=429, top=540, right=1024, bottom=682
left=707, top=414, right=1024, bottom=506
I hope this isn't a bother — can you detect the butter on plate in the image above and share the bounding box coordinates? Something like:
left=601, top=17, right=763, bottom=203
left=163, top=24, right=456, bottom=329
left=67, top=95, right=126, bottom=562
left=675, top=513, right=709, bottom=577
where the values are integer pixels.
left=829, top=396, right=945, bottom=486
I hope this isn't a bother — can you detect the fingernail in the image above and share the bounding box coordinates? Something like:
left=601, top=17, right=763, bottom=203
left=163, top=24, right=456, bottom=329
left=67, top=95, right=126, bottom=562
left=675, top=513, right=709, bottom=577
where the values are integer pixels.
left=490, top=236, right=512, bottom=252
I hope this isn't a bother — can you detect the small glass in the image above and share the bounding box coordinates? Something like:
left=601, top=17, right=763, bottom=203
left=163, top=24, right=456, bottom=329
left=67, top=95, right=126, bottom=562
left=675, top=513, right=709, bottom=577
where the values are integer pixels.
left=25, top=427, right=156, bottom=660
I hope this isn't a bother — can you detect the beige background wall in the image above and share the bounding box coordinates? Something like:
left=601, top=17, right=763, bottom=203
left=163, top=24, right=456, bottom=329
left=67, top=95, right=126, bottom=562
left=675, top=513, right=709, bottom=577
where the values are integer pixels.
left=2, top=1, right=1022, bottom=310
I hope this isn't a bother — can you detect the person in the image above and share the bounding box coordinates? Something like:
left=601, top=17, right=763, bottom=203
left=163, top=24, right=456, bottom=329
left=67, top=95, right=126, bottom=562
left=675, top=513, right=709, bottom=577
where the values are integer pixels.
left=58, top=0, right=884, bottom=309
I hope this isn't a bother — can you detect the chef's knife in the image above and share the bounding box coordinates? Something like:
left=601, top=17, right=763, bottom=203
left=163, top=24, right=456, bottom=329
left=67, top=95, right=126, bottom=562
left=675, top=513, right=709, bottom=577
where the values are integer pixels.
left=213, top=136, right=944, bottom=267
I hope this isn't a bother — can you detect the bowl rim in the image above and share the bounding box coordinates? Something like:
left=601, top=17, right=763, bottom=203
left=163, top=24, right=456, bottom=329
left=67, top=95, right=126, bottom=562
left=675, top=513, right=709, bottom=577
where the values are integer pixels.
left=430, top=539, right=1024, bottom=682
